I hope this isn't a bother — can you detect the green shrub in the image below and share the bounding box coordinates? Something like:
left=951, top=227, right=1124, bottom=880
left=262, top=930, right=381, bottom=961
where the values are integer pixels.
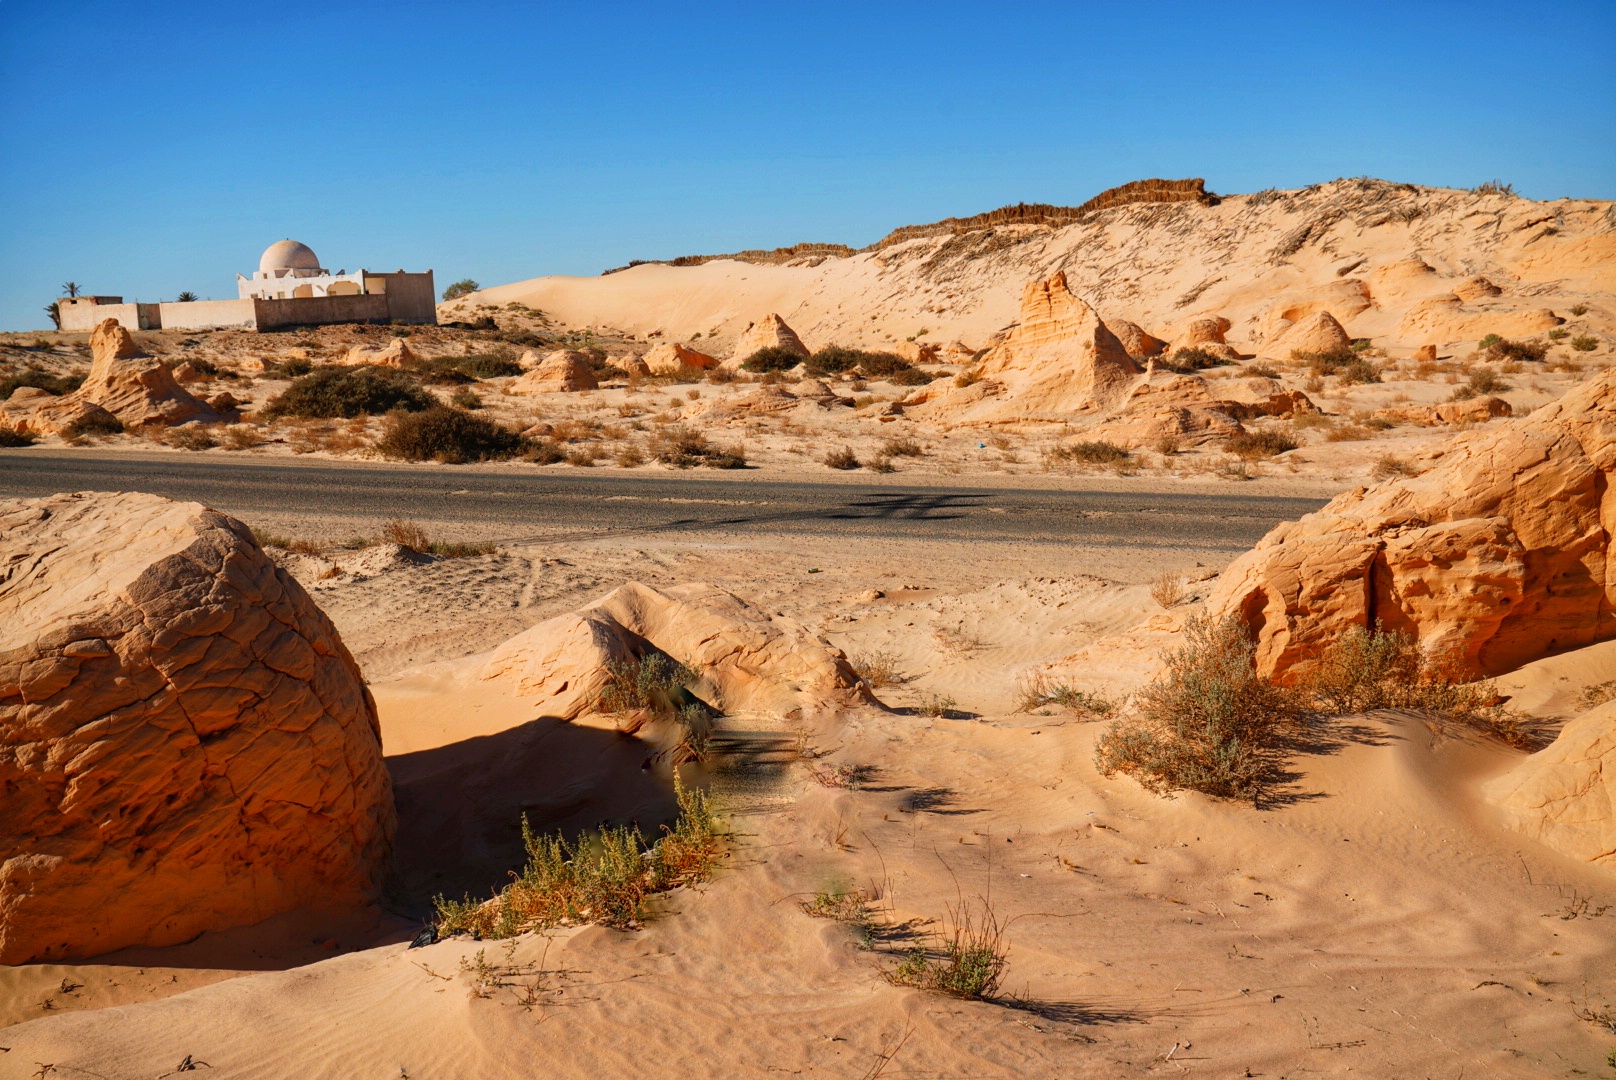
left=263, top=366, right=436, bottom=419
left=598, top=652, right=697, bottom=715
left=1570, top=334, right=1598, bottom=353
left=441, top=278, right=480, bottom=301
left=0, top=370, right=83, bottom=400
left=1050, top=440, right=1130, bottom=464
left=890, top=367, right=937, bottom=386
left=1467, top=366, right=1509, bottom=394
left=1477, top=333, right=1504, bottom=350
left=1483, top=338, right=1547, bottom=363
left=1094, top=614, right=1298, bottom=799
left=803, top=345, right=862, bottom=376
left=1225, top=429, right=1298, bottom=460
left=1162, top=346, right=1228, bottom=373
left=376, top=405, right=523, bottom=463
left=1294, top=345, right=1357, bottom=372
left=886, top=900, right=1006, bottom=1000
left=449, top=387, right=482, bottom=409
left=410, top=354, right=524, bottom=383
left=1337, top=357, right=1381, bottom=384
left=275, top=357, right=315, bottom=378
left=740, top=346, right=803, bottom=373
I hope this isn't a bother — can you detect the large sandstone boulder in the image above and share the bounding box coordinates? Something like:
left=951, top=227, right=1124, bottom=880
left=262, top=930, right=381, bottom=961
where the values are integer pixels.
left=644, top=342, right=719, bottom=374
left=511, top=350, right=598, bottom=393
left=76, top=319, right=217, bottom=428
left=339, top=337, right=415, bottom=368
left=1110, top=320, right=1168, bottom=358
left=0, top=388, right=121, bottom=438
left=908, top=272, right=1143, bottom=423
left=482, top=581, right=873, bottom=721
left=895, top=340, right=939, bottom=365
left=0, top=492, right=394, bottom=963
left=728, top=314, right=809, bottom=368
left=1485, top=700, right=1616, bottom=868
left=1273, top=311, right=1353, bottom=357
left=1208, top=365, right=1616, bottom=680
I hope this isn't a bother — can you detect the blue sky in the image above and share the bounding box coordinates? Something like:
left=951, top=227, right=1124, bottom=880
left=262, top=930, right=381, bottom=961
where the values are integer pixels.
left=2, top=1, right=1612, bottom=330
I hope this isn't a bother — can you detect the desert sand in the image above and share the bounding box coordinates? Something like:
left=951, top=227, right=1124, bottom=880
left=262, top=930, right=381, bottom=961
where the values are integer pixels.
left=3, top=177, right=1615, bottom=1078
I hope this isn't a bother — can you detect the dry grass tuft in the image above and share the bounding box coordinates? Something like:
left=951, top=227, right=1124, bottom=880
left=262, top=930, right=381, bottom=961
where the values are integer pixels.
left=1014, top=673, right=1113, bottom=718
left=382, top=518, right=496, bottom=558
left=848, top=649, right=904, bottom=688
left=1149, top=571, right=1185, bottom=608
left=887, top=899, right=1007, bottom=1000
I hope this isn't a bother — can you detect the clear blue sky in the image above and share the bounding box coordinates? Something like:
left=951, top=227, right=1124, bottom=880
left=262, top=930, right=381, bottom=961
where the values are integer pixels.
left=2, top=1, right=1612, bottom=330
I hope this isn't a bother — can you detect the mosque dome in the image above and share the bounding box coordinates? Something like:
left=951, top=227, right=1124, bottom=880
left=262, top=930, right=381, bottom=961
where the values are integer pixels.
left=259, top=239, right=322, bottom=274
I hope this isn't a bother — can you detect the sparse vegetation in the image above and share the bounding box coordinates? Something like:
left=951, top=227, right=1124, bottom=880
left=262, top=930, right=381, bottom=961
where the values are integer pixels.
left=649, top=424, right=746, bottom=468
left=1482, top=338, right=1547, bottom=364
left=441, top=278, right=481, bottom=301
left=1162, top=346, right=1229, bottom=373
left=805, top=345, right=912, bottom=380
left=60, top=412, right=123, bottom=439
left=1570, top=334, right=1598, bottom=352
left=1095, top=614, right=1299, bottom=799
left=1149, top=570, right=1186, bottom=608
left=916, top=693, right=959, bottom=718
left=449, top=387, right=482, bottom=409
left=881, top=436, right=924, bottom=458
left=1224, top=429, right=1298, bottom=460
left=887, top=899, right=1007, bottom=1000
left=410, top=353, right=524, bottom=382
left=1015, top=673, right=1113, bottom=718
left=848, top=649, right=903, bottom=688
left=381, top=518, right=496, bottom=557
left=1471, top=180, right=1516, bottom=197
left=263, top=366, right=436, bottom=419
left=434, top=775, right=721, bottom=937
left=377, top=405, right=523, bottom=463
left=1049, top=440, right=1130, bottom=465
left=164, top=425, right=217, bottom=451
left=1570, top=303, right=1589, bottom=317
left=954, top=367, right=983, bottom=388
left=0, top=370, right=83, bottom=400
left=1372, top=454, right=1417, bottom=480
left=824, top=446, right=861, bottom=470
left=740, top=346, right=804, bottom=373
left=1465, top=365, right=1510, bottom=395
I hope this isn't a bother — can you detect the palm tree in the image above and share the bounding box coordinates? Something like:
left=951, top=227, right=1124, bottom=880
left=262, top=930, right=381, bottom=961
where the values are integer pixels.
left=176, top=291, right=199, bottom=303
left=44, top=301, right=61, bottom=329
left=61, top=281, right=80, bottom=298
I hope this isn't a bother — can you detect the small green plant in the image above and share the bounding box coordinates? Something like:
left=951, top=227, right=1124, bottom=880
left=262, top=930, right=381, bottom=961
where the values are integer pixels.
left=740, top=346, right=803, bottom=373
left=1224, top=429, right=1298, bottom=460
left=1094, top=614, right=1299, bottom=799
left=1570, top=303, right=1590, bottom=317
left=1483, top=338, right=1547, bottom=363
left=1548, top=328, right=1569, bottom=341
left=377, top=405, right=523, bottom=463
left=887, top=899, right=1006, bottom=1000
left=597, top=652, right=698, bottom=716
left=1571, top=335, right=1598, bottom=352
left=824, top=446, right=861, bottom=470
left=410, top=354, right=524, bottom=382
left=1466, top=366, right=1509, bottom=394
left=916, top=693, right=958, bottom=718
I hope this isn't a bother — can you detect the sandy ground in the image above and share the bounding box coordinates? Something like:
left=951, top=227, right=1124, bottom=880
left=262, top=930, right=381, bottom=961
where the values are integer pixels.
left=3, top=523, right=1614, bottom=1078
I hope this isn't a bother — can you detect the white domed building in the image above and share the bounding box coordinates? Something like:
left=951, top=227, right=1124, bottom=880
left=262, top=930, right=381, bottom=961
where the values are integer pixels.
left=56, top=239, right=436, bottom=332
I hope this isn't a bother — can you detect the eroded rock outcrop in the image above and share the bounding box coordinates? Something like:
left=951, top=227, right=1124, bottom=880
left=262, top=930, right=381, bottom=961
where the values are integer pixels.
left=77, top=319, right=217, bottom=427
left=728, top=314, right=809, bottom=367
left=1486, top=700, right=1616, bottom=868
left=1209, top=365, right=1616, bottom=680
left=0, top=492, right=394, bottom=963
left=1377, top=395, right=1513, bottom=427
left=511, top=350, right=598, bottom=392
left=644, top=342, right=719, bottom=374
left=1272, top=311, right=1353, bottom=357
left=340, top=337, right=416, bottom=368
left=482, top=582, right=873, bottom=720
left=0, top=388, right=121, bottom=438
left=1111, top=320, right=1168, bottom=358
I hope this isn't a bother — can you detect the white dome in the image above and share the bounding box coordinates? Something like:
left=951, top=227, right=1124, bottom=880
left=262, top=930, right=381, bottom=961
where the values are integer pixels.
left=259, top=239, right=321, bottom=273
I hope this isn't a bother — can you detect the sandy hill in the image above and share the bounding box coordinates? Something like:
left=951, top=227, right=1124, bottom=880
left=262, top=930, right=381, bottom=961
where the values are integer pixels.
left=447, top=177, right=1615, bottom=358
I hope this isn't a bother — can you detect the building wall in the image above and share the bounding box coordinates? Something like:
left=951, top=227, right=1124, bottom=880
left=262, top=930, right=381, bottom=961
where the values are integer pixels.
left=363, top=271, right=436, bottom=323
left=60, top=302, right=143, bottom=332
left=251, top=294, right=390, bottom=330
left=156, top=299, right=257, bottom=331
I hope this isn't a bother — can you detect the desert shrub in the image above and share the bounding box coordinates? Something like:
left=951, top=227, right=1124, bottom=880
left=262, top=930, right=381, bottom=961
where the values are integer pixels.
left=524, top=439, right=566, bottom=464
left=615, top=444, right=645, bottom=467
left=1224, top=429, right=1297, bottom=460
left=441, top=278, right=480, bottom=301
left=954, top=368, right=983, bottom=388
left=1094, top=614, right=1299, bottom=799
left=376, top=405, right=522, bottom=463
left=450, top=387, right=482, bottom=409
left=1548, top=328, right=1569, bottom=341
left=824, top=446, right=860, bottom=470
left=1245, top=363, right=1280, bottom=379
left=598, top=652, right=697, bottom=715
left=1293, top=346, right=1377, bottom=381
left=0, top=425, right=35, bottom=447
left=434, top=775, right=720, bottom=937
left=891, top=367, right=937, bottom=386
left=1155, top=435, right=1182, bottom=456
left=1162, top=346, right=1228, bottom=373
left=848, top=649, right=903, bottom=688
left=887, top=900, right=1006, bottom=1000
left=1477, top=333, right=1503, bottom=350
left=1372, top=454, right=1417, bottom=480
left=0, top=370, right=83, bottom=400
left=381, top=518, right=495, bottom=557
left=867, top=453, right=896, bottom=473
left=412, top=354, right=524, bottom=383
left=916, top=693, right=959, bottom=718
left=1483, top=338, right=1547, bottom=364
left=1050, top=440, right=1129, bottom=464
left=1337, top=357, right=1381, bottom=385
left=803, top=345, right=862, bottom=376
left=1570, top=334, right=1598, bottom=352
left=1569, top=303, right=1590, bottom=316
left=881, top=436, right=924, bottom=457
left=852, top=351, right=911, bottom=378
left=219, top=424, right=263, bottom=450
left=1149, top=570, right=1185, bottom=608
left=275, top=357, right=315, bottom=378
left=650, top=424, right=746, bottom=468
left=740, top=346, right=803, bottom=373
left=61, top=412, right=123, bottom=438
left=1466, top=366, right=1509, bottom=394
left=165, top=426, right=217, bottom=451
left=1015, top=673, right=1112, bottom=717
left=264, top=366, right=435, bottom=419
left=1472, top=180, right=1516, bottom=196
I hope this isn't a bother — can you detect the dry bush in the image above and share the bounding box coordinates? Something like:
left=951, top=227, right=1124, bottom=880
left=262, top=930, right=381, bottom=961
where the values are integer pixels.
left=933, top=623, right=983, bottom=656
left=1224, top=429, right=1298, bottom=460
left=887, top=899, right=1007, bottom=1000
left=0, top=369, right=82, bottom=400
left=1094, top=614, right=1299, bottom=799
left=434, top=775, right=720, bottom=938
left=1154, top=435, right=1182, bottom=456
left=954, top=368, right=983, bottom=388
left=824, top=446, right=861, bottom=470
left=808, top=763, right=871, bottom=790
left=565, top=446, right=599, bottom=467
left=1048, top=440, right=1129, bottom=465
left=1245, top=363, right=1280, bottom=379
left=868, top=453, right=897, bottom=473
left=1482, top=338, right=1547, bottom=364
left=1324, top=423, right=1373, bottom=442
left=382, top=518, right=495, bottom=558
left=220, top=424, right=264, bottom=450
left=249, top=527, right=323, bottom=556
left=649, top=424, right=746, bottom=468
left=848, top=649, right=903, bottom=688
left=614, top=444, right=645, bottom=468
left=1161, top=346, right=1229, bottom=373
left=1464, top=366, right=1510, bottom=395
left=263, top=366, right=435, bottom=419
left=801, top=885, right=873, bottom=924
left=880, top=436, right=923, bottom=458
left=1149, top=570, right=1185, bottom=608
left=1372, top=454, right=1417, bottom=480
left=450, top=387, right=482, bottom=409
left=61, top=412, right=123, bottom=439
left=1570, top=334, right=1598, bottom=352
left=1014, top=673, right=1113, bottom=718
left=377, top=406, right=522, bottom=463
left=1579, top=681, right=1616, bottom=710
left=1570, top=303, right=1590, bottom=316
left=916, top=693, right=959, bottom=718
left=165, top=425, right=217, bottom=451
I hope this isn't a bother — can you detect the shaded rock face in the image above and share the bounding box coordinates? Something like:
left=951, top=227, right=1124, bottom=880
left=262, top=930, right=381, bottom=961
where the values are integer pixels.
left=482, top=581, right=874, bottom=721
left=77, top=319, right=216, bottom=428
left=1110, top=319, right=1167, bottom=358
left=1486, top=700, right=1616, bottom=868
left=728, top=314, right=809, bottom=366
left=512, top=350, right=598, bottom=392
left=0, top=492, right=394, bottom=963
left=644, top=342, right=718, bottom=374
left=1209, top=365, right=1616, bottom=680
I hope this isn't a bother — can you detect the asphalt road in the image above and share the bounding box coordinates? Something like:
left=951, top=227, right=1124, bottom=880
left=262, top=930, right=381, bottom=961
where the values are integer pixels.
left=0, top=450, right=1326, bottom=549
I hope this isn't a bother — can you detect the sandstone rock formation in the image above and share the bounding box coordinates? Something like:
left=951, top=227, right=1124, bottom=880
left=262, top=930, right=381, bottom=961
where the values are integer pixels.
left=1209, top=365, right=1616, bottom=680
left=1485, top=700, right=1615, bottom=867
left=0, top=492, right=394, bottom=963
left=1111, top=320, right=1167, bottom=358
left=895, top=340, right=939, bottom=364
left=482, top=581, right=873, bottom=721
left=907, top=272, right=1143, bottom=422
left=340, top=337, right=416, bottom=368
left=1454, top=276, right=1503, bottom=302
left=1377, top=395, right=1512, bottom=427
left=0, top=388, right=121, bottom=438
left=1396, top=295, right=1563, bottom=343
left=1084, top=372, right=1317, bottom=449
left=613, top=353, right=652, bottom=378
left=1272, top=311, right=1352, bottom=357
left=1413, top=344, right=1438, bottom=362
left=512, top=350, right=599, bottom=393
left=728, top=314, right=809, bottom=367
left=644, top=342, right=719, bottom=374
left=76, top=319, right=217, bottom=428
left=1181, top=316, right=1233, bottom=346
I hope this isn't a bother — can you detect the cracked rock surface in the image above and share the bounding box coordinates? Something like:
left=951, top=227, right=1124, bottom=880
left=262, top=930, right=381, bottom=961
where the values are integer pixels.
left=0, top=491, right=393, bottom=963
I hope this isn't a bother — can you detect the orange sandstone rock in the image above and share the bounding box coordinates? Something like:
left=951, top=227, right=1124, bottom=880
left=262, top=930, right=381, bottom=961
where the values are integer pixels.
left=512, top=350, right=599, bottom=392
left=644, top=342, right=719, bottom=374
left=76, top=319, right=217, bottom=427
left=728, top=314, right=810, bottom=367
left=0, top=492, right=394, bottom=964
left=1485, top=700, right=1616, bottom=868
